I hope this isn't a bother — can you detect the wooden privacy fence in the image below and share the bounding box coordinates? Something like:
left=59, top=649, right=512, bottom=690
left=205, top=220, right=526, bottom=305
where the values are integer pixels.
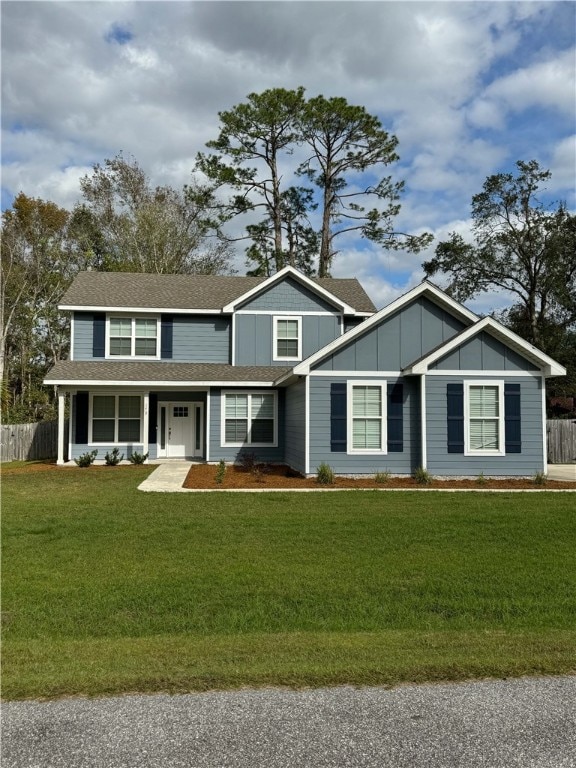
left=547, top=420, right=576, bottom=464
left=0, top=420, right=68, bottom=462
left=1, top=418, right=575, bottom=464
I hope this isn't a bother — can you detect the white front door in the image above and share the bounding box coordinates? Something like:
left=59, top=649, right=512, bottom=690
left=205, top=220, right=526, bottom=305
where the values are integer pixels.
left=164, top=402, right=204, bottom=458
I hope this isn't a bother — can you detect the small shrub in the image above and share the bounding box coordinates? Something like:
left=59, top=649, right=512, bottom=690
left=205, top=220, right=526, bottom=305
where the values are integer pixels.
left=316, top=462, right=335, bottom=485
left=128, top=451, right=148, bottom=465
left=215, top=459, right=227, bottom=485
left=413, top=466, right=433, bottom=485
left=74, top=450, right=98, bottom=467
left=374, top=470, right=391, bottom=484
left=105, top=447, right=124, bottom=466
left=475, top=472, right=487, bottom=486
left=533, top=471, right=548, bottom=486
left=238, top=452, right=258, bottom=472
left=251, top=462, right=270, bottom=483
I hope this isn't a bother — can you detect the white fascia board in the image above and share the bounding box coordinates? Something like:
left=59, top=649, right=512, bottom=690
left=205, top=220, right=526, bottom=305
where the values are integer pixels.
left=222, top=265, right=354, bottom=314
left=292, top=282, right=478, bottom=376
left=44, top=379, right=278, bottom=387
left=406, top=316, right=567, bottom=376
left=59, top=305, right=224, bottom=314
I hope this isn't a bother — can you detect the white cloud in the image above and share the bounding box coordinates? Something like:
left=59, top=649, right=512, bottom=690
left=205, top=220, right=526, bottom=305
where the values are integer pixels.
left=1, top=0, right=573, bottom=310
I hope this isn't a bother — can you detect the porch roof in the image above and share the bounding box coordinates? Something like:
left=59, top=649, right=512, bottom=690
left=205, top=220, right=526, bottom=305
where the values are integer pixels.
left=45, top=360, right=292, bottom=387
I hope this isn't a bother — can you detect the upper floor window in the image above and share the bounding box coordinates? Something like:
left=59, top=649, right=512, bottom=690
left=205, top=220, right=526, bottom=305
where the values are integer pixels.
left=273, top=316, right=302, bottom=361
left=464, top=381, right=504, bottom=456
left=107, top=316, right=159, bottom=358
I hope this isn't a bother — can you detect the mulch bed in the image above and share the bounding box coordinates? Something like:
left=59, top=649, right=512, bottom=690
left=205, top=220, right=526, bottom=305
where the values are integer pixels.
left=182, top=463, right=576, bottom=490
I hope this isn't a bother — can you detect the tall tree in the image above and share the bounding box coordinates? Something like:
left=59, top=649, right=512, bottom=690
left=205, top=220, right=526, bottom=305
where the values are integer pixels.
left=80, top=153, right=233, bottom=275
left=196, top=88, right=431, bottom=277
left=195, top=87, right=307, bottom=273
left=297, top=95, right=432, bottom=276
left=423, top=161, right=576, bottom=351
left=1, top=194, right=76, bottom=420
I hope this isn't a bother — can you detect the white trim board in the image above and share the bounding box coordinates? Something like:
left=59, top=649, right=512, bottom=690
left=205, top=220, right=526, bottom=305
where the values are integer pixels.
left=61, top=305, right=224, bottom=314
left=45, top=379, right=279, bottom=387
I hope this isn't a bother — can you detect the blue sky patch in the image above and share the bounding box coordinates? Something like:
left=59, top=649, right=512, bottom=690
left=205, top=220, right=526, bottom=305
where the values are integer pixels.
left=105, top=23, right=133, bottom=45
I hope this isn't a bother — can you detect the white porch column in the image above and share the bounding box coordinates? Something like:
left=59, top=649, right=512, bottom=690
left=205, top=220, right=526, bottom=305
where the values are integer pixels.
left=142, top=392, right=150, bottom=462
left=57, top=389, right=66, bottom=465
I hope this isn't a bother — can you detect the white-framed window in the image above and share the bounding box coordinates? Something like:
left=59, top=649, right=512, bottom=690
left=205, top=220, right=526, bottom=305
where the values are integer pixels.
left=106, top=316, right=160, bottom=359
left=89, top=394, right=142, bottom=444
left=273, top=316, right=302, bottom=361
left=221, top=391, right=278, bottom=447
left=347, top=380, right=387, bottom=453
left=464, top=381, right=505, bottom=456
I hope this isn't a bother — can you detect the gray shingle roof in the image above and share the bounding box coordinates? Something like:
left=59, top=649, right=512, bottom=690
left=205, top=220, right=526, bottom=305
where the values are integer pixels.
left=59, top=271, right=376, bottom=313
left=45, top=360, right=291, bottom=385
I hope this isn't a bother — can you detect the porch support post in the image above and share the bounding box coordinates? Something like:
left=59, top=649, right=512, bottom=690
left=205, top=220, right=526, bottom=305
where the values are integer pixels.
left=57, top=389, right=66, bottom=465
left=143, top=392, right=150, bottom=462
left=420, top=375, right=427, bottom=470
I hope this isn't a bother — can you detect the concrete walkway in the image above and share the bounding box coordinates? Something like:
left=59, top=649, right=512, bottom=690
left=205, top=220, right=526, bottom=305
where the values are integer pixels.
left=138, top=461, right=576, bottom=493
left=138, top=461, right=193, bottom=492
left=548, top=464, right=576, bottom=481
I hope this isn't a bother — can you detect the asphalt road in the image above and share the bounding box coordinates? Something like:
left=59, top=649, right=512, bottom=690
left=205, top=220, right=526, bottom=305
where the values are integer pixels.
left=2, top=676, right=575, bottom=768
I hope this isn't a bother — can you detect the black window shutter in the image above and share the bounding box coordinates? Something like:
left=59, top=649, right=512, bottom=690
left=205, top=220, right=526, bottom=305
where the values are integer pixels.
left=92, top=313, right=105, bottom=358
left=387, top=382, right=403, bottom=452
left=148, top=393, right=158, bottom=444
left=161, top=315, right=173, bottom=359
left=330, top=383, right=347, bottom=452
left=75, top=392, right=89, bottom=444
left=447, top=383, right=464, bottom=453
left=504, top=383, right=521, bottom=453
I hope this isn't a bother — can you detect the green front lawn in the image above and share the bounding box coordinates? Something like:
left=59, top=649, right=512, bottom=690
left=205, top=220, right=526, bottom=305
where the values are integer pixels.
left=2, top=465, right=575, bottom=699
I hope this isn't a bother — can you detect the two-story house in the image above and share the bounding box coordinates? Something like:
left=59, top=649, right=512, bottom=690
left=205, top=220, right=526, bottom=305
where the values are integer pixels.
left=45, top=266, right=565, bottom=476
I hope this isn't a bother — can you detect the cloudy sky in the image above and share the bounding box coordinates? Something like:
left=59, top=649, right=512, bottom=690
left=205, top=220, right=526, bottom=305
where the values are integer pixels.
left=2, top=0, right=575, bottom=310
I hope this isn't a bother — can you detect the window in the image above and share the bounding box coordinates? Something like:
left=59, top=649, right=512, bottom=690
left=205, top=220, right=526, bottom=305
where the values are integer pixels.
left=273, top=316, right=302, bottom=361
left=464, top=381, right=504, bottom=455
left=90, top=395, right=141, bottom=444
left=107, top=317, right=159, bottom=358
left=222, top=392, right=277, bottom=446
left=347, top=381, right=387, bottom=453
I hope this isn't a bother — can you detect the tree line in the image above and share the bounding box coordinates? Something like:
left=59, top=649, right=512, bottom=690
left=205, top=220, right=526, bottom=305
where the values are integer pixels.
left=1, top=87, right=574, bottom=422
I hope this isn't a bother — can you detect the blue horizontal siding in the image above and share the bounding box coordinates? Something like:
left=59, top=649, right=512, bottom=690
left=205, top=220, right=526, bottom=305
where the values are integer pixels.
left=425, top=375, right=544, bottom=476
left=73, top=313, right=96, bottom=360
left=172, top=316, right=230, bottom=362
left=208, top=388, right=285, bottom=464
left=284, top=379, right=306, bottom=474
left=308, top=376, right=420, bottom=475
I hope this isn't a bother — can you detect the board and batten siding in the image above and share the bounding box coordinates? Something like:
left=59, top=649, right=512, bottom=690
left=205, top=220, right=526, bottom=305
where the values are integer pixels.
left=425, top=375, right=544, bottom=476
left=430, top=331, right=539, bottom=371
left=235, top=314, right=340, bottom=366
left=208, top=387, right=285, bottom=464
left=284, top=379, right=307, bottom=474
left=237, top=277, right=338, bottom=312
left=307, top=376, right=420, bottom=475
left=172, top=316, right=230, bottom=362
left=313, top=296, right=466, bottom=372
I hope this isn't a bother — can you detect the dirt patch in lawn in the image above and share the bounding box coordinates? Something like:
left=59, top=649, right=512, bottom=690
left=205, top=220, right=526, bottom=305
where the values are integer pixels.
left=183, top=463, right=575, bottom=490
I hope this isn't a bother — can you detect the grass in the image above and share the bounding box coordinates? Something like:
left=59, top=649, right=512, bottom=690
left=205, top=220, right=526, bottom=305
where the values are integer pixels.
left=2, top=464, right=576, bottom=699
